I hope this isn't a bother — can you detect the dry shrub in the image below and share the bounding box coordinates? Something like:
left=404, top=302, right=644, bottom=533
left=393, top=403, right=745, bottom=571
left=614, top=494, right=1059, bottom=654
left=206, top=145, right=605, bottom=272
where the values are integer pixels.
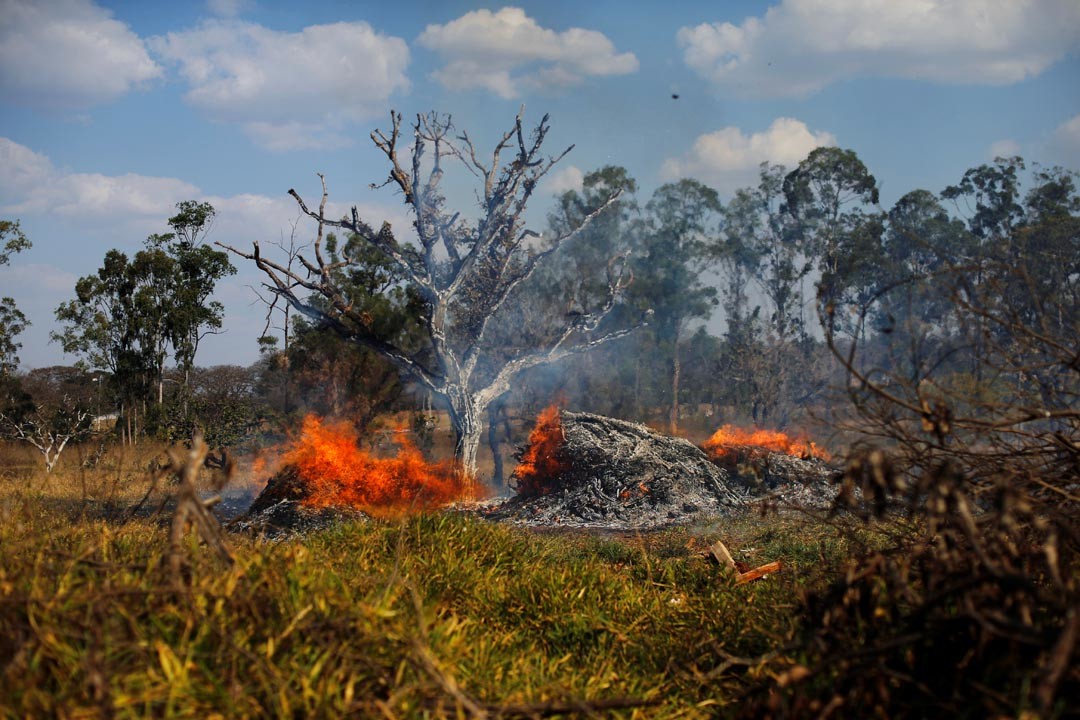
left=744, top=255, right=1079, bottom=717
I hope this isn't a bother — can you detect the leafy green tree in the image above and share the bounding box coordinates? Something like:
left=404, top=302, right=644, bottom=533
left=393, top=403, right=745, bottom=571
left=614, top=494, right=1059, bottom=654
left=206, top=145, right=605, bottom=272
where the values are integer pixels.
left=725, top=164, right=812, bottom=341
left=282, top=230, right=424, bottom=428
left=146, top=202, right=235, bottom=393
left=877, top=189, right=970, bottom=351
left=942, top=156, right=1026, bottom=243
left=782, top=147, right=882, bottom=328
left=53, top=202, right=233, bottom=443
left=0, top=220, right=32, bottom=376
left=0, top=300, right=28, bottom=378
left=546, top=166, right=639, bottom=315
left=54, top=249, right=155, bottom=442
left=630, top=179, right=721, bottom=433
left=534, top=166, right=640, bottom=414
left=0, top=219, right=31, bottom=261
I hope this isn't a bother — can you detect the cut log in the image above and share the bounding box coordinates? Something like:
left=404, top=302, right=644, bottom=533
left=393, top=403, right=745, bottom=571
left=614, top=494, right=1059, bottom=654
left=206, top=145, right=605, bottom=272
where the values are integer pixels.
left=735, top=561, right=783, bottom=584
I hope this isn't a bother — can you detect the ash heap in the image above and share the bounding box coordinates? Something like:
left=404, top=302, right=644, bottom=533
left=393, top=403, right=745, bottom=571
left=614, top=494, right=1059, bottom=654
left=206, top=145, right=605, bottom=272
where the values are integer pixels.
left=488, top=410, right=837, bottom=529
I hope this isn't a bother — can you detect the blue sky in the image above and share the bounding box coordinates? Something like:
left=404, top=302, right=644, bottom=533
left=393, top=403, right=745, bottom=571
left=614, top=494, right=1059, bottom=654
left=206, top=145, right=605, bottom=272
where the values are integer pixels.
left=1, top=0, right=1078, bottom=370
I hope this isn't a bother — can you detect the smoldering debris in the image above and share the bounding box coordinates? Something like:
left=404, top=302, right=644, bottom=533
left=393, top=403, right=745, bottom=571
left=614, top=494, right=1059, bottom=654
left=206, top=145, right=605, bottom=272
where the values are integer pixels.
left=231, top=465, right=368, bottom=538
left=487, top=411, right=748, bottom=529
left=487, top=410, right=839, bottom=528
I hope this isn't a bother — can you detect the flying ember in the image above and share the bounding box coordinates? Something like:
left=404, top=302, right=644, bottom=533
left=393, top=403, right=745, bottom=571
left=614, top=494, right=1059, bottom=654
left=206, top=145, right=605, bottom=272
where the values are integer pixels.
left=703, top=424, right=830, bottom=462
left=282, top=415, right=472, bottom=513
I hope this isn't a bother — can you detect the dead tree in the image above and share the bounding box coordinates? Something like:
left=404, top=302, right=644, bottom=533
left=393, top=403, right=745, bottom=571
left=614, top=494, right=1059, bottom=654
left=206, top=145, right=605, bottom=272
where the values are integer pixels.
left=221, top=109, right=641, bottom=480
left=0, top=402, right=92, bottom=473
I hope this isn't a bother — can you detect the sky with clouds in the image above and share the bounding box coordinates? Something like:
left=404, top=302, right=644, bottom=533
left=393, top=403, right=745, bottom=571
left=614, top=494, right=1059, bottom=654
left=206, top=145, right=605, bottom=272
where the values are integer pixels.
left=1, top=0, right=1078, bottom=370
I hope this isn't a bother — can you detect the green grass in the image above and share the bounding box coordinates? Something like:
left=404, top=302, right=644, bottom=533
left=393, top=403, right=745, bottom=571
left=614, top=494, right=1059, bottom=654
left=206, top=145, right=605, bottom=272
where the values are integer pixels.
left=0, top=454, right=871, bottom=718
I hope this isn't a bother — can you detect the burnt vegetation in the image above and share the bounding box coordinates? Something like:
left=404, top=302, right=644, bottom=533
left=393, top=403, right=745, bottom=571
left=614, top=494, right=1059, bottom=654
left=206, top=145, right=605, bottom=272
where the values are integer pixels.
left=0, top=110, right=1077, bottom=717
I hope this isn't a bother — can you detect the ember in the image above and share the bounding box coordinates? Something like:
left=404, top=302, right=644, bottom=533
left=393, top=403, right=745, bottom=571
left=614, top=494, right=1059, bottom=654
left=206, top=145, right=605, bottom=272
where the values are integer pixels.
left=511, top=404, right=567, bottom=496
left=281, top=415, right=472, bottom=514
left=703, top=425, right=830, bottom=462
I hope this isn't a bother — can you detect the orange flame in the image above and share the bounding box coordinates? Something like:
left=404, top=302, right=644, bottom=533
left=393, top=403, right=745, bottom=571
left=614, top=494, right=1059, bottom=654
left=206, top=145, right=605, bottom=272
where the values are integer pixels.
left=282, top=415, right=472, bottom=514
left=703, top=424, right=830, bottom=462
left=512, top=405, right=567, bottom=495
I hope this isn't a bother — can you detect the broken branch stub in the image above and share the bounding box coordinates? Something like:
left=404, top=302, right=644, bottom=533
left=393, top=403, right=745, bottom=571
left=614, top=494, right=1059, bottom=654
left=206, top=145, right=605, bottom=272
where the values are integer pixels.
left=161, top=432, right=233, bottom=586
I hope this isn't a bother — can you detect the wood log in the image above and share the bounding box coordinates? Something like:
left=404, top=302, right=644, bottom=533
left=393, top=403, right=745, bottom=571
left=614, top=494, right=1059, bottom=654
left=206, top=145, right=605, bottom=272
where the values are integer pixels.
left=735, top=560, right=783, bottom=584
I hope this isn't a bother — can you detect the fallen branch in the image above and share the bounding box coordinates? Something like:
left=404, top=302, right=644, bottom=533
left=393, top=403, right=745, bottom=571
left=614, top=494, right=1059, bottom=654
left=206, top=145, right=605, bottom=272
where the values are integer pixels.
left=709, top=539, right=784, bottom=584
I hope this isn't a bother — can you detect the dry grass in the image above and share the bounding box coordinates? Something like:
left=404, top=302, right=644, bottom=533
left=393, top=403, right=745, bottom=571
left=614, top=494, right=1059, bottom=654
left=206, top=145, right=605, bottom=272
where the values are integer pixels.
left=0, top=447, right=865, bottom=718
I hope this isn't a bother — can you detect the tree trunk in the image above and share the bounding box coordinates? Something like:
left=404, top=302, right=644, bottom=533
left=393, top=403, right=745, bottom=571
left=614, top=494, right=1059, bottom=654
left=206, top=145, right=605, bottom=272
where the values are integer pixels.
left=670, top=343, right=681, bottom=435
left=488, top=400, right=505, bottom=490
left=446, top=388, right=483, bottom=483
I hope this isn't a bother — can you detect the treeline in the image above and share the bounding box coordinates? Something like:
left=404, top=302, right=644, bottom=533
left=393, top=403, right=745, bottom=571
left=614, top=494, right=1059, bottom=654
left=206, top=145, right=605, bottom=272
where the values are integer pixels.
left=1, top=150, right=1077, bottom=478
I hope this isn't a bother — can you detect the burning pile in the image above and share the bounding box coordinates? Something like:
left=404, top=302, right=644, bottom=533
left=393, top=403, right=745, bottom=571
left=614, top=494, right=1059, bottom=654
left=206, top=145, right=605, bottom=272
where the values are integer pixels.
left=703, top=424, right=836, bottom=507
left=703, top=425, right=830, bottom=463
left=511, top=404, right=568, bottom=496
left=239, top=415, right=473, bottom=535
left=490, top=410, right=746, bottom=528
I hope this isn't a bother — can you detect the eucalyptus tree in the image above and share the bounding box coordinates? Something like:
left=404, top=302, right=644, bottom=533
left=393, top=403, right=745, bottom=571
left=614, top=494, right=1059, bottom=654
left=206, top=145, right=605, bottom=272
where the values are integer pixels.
left=146, top=202, right=235, bottom=396
left=631, top=179, right=721, bottom=433
left=724, top=164, right=813, bottom=342
left=222, top=110, right=640, bottom=479
left=53, top=202, right=233, bottom=442
left=782, top=147, right=882, bottom=329
left=0, top=219, right=31, bottom=376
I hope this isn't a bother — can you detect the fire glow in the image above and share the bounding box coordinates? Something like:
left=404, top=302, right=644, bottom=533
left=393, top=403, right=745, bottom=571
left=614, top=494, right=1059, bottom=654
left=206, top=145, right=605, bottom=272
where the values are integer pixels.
left=512, top=405, right=567, bottom=495
left=282, top=415, right=472, bottom=513
left=703, top=425, right=830, bottom=462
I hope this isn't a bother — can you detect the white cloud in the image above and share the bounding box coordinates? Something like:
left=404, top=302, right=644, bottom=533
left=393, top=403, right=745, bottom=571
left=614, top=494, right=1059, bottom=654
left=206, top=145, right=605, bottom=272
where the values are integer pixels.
left=989, top=138, right=1022, bottom=159
left=0, top=0, right=162, bottom=109
left=1048, top=114, right=1080, bottom=169
left=243, top=122, right=354, bottom=153
left=0, top=137, right=198, bottom=222
left=149, top=19, right=410, bottom=150
left=0, top=137, right=54, bottom=197
left=544, top=165, right=584, bottom=196
left=418, top=7, right=638, bottom=98
left=660, top=118, right=836, bottom=193
left=678, top=0, right=1080, bottom=98
left=1, top=137, right=413, bottom=242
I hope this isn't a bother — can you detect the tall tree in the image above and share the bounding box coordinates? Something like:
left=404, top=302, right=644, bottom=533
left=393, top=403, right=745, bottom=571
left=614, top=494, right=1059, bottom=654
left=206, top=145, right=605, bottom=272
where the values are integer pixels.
left=54, top=249, right=157, bottom=443
left=782, top=147, right=882, bottom=328
left=631, top=179, right=721, bottom=434
left=536, top=166, right=640, bottom=413
left=727, top=164, right=812, bottom=341
left=222, top=110, right=641, bottom=479
left=285, top=229, right=424, bottom=428
left=0, top=220, right=32, bottom=376
left=146, top=201, right=236, bottom=394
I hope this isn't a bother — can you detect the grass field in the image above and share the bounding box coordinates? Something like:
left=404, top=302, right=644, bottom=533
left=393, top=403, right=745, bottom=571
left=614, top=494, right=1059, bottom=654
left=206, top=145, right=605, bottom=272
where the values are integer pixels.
left=0, top=440, right=874, bottom=718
